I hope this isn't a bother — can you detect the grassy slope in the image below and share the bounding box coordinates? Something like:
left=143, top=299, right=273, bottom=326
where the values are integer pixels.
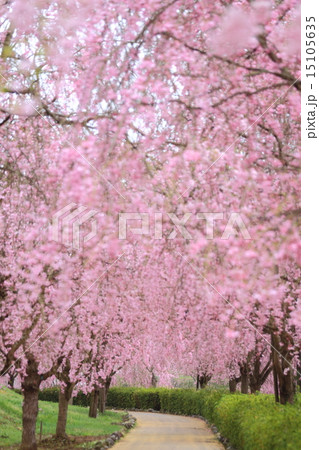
left=0, top=387, right=122, bottom=446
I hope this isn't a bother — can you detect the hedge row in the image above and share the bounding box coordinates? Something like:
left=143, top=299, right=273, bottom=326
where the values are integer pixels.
left=107, top=387, right=301, bottom=450
left=107, top=387, right=162, bottom=410
left=33, top=386, right=301, bottom=449
left=214, top=393, right=301, bottom=450
left=22, top=387, right=91, bottom=407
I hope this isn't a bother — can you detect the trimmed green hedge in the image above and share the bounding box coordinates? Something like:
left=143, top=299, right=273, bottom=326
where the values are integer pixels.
left=214, top=393, right=301, bottom=450
left=73, top=390, right=91, bottom=407
left=106, top=387, right=301, bottom=450
left=35, top=386, right=301, bottom=449
left=36, top=387, right=90, bottom=407
left=107, top=387, right=227, bottom=417
left=37, top=387, right=59, bottom=403
left=107, top=387, right=162, bottom=410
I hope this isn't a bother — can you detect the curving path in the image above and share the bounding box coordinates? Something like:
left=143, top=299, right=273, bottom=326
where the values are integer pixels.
left=114, top=411, right=224, bottom=450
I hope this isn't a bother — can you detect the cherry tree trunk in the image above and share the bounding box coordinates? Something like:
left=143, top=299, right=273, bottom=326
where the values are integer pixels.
left=196, top=373, right=211, bottom=389
left=104, top=376, right=112, bottom=406
left=249, top=356, right=272, bottom=394
left=98, top=387, right=106, bottom=414
left=151, top=371, right=157, bottom=388
left=21, top=358, right=41, bottom=450
left=272, top=348, right=280, bottom=402
left=98, top=376, right=113, bottom=413
left=56, top=382, right=75, bottom=437
left=296, top=352, right=301, bottom=392
left=8, top=372, right=17, bottom=389
left=271, top=329, right=295, bottom=404
left=229, top=378, right=237, bottom=393
left=279, top=369, right=295, bottom=404
left=89, top=388, right=99, bottom=418
left=240, top=364, right=249, bottom=394
left=249, top=354, right=260, bottom=394
left=229, top=375, right=241, bottom=393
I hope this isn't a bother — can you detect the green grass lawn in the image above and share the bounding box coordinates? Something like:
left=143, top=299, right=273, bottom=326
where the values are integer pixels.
left=0, top=387, right=122, bottom=447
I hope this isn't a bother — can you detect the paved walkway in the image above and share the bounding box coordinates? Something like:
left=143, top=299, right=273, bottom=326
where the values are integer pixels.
left=114, top=411, right=224, bottom=449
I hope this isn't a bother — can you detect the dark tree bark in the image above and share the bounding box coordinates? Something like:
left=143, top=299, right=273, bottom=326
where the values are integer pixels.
left=98, top=374, right=113, bottom=413
left=95, top=374, right=114, bottom=413
left=273, top=366, right=280, bottom=402
left=240, top=363, right=249, bottom=394
left=270, top=323, right=295, bottom=404
left=249, top=357, right=272, bottom=393
left=271, top=338, right=280, bottom=403
left=56, top=382, right=75, bottom=438
left=296, top=351, right=301, bottom=392
left=8, top=371, right=17, bottom=389
left=55, top=357, right=77, bottom=437
left=229, top=378, right=237, bottom=393
left=98, top=387, right=106, bottom=414
left=104, top=376, right=112, bottom=406
left=89, top=387, right=99, bottom=418
left=151, top=370, right=158, bottom=388
left=21, top=357, right=41, bottom=450
left=229, top=376, right=241, bottom=393
left=278, top=357, right=295, bottom=405
left=21, top=354, right=63, bottom=449
left=196, top=373, right=212, bottom=389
